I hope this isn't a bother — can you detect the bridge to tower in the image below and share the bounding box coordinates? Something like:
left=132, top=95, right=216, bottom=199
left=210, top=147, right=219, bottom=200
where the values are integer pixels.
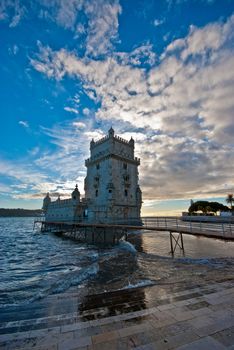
left=34, top=216, right=234, bottom=255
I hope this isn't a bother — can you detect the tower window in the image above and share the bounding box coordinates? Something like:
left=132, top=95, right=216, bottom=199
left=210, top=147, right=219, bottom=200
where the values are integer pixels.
left=124, top=189, right=128, bottom=197
left=123, top=174, right=129, bottom=181
left=109, top=189, right=112, bottom=193
left=123, top=163, right=127, bottom=170
left=95, top=190, right=98, bottom=197
left=96, top=163, right=100, bottom=170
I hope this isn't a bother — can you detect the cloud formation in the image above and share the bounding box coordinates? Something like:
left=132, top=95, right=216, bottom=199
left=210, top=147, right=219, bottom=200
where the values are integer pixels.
left=2, top=0, right=122, bottom=57
left=0, top=0, right=26, bottom=27
left=40, top=0, right=122, bottom=55
left=30, top=14, right=234, bottom=202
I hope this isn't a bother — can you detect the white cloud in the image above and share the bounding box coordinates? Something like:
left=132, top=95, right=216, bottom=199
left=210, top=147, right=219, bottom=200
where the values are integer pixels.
left=0, top=159, right=48, bottom=189
left=8, top=44, right=19, bottom=55
left=1, top=0, right=121, bottom=56
left=72, top=121, right=86, bottom=128
left=82, top=107, right=90, bottom=115
left=164, top=15, right=234, bottom=62
left=84, top=0, right=121, bottom=56
left=19, top=120, right=29, bottom=128
left=64, top=106, right=79, bottom=114
left=37, top=0, right=121, bottom=56
left=153, top=18, right=164, bottom=27
left=31, top=14, right=234, bottom=202
left=115, top=43, right=156, bottom=67
left=0, top=0, right=26, bottom=27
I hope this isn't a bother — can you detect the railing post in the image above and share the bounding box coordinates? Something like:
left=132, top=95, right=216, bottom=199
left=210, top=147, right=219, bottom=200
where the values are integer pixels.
left=176, top=218, right=178, bottom=229
left=165, top=217, right=167, bottom=228
left=170, top=232, right=174, bottom=255
left=180, top=233, right=184, bottom=252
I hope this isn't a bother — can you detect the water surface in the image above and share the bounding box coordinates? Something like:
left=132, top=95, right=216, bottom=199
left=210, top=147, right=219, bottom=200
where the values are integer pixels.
left=0, top=217, right=233, bottom=311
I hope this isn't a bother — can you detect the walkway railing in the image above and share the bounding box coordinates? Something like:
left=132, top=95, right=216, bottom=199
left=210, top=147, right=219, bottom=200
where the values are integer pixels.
left=142, top=216, right=234, bottom=237
left=34, top=216, right=234, bottom=239
left=106, top=216, right=234, bottom=239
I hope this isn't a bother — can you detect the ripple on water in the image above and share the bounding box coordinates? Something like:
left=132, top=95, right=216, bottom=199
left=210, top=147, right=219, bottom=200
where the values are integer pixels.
left=0, top=217, right=233, bottom=309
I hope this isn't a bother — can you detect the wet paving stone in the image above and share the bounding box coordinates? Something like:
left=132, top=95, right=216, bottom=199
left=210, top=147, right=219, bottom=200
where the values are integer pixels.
left=212, top=326, right=234, bottom=347
left=0, top=279, right=233, bottom=350
left=186, top=300, right=210, bottom=311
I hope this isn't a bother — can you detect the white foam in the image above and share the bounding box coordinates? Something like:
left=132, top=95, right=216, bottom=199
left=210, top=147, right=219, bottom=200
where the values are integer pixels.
left=118, top=241, right=137, bottom=254
left=26, top=263, right=99, bottom=303
left=118, top=279, right=155, bottom=291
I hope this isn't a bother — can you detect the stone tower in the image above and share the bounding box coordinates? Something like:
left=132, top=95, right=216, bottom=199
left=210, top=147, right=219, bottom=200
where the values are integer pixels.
left=84, top=128, right=142, bottom=222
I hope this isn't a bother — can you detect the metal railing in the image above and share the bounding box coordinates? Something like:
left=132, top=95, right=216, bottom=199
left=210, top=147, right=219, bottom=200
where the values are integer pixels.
left=142, top=216, right=234, bottom=238
left=34, top=216, right=234, bottom=239
left=105, top=216, right=234, bottom=238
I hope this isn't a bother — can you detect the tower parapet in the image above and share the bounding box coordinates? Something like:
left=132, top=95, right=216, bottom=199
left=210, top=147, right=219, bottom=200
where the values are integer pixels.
left=86, top=127, right=139, bottom=167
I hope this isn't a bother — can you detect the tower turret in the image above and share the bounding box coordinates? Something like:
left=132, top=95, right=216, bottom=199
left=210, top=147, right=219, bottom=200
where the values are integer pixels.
left=42, top=192, right=51, bottom=212
left=71, top=184, right=80, bottom=201
left=108, top=127, right=115, bottom=138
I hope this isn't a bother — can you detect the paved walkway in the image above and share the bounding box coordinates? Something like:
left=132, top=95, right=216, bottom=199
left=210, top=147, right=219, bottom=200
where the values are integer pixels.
left=0, top=278, right=234, bottom=349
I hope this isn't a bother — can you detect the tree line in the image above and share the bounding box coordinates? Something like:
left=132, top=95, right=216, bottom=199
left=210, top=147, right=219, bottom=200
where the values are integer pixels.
left=188, top=194, right=234, bottom=215
left=0, top=209, right=43, bottom=217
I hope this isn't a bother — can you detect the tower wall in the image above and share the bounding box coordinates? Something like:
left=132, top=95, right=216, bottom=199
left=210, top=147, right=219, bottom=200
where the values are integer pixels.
left=85, top=129, right=141, bottom=222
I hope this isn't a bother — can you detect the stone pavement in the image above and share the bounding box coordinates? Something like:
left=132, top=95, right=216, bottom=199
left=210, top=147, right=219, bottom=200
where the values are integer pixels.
left=0, top=279, right=234, bottom=350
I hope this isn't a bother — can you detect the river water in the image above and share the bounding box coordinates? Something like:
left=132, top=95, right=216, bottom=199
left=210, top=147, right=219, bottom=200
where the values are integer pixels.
left=0, top=217, right=234, bottom=311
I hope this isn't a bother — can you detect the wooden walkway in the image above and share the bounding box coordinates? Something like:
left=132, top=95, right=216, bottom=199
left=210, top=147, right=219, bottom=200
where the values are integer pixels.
left=34, top=216, right=234, bottom=254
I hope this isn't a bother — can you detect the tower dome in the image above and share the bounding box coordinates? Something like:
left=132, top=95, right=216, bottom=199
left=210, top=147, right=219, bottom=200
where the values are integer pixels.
left=42, top=192, right=51, bottom=212
left=71, top=184, right=80, bottom=201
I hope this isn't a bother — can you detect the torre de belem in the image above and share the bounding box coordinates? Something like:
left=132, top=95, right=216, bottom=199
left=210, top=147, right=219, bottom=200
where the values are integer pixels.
left=43, top=128, right=142, bottom=223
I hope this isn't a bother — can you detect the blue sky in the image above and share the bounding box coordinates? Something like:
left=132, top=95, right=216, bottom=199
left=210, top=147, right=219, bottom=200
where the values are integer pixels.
left=0, top=0, right=234, bottom=215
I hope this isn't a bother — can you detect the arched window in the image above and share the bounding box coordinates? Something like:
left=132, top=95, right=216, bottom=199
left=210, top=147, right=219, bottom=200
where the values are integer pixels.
left=96, top=189, right=98, bottom=197
left=125, top=189, right=128, bottom=197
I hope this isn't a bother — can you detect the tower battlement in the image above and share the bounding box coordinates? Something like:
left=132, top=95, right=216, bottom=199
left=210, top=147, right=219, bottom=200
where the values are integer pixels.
left=90, top=128, right=134, bottom=148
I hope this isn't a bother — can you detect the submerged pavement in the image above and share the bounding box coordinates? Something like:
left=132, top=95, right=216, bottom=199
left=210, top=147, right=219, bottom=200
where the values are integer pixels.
left=0, top=277, right=234, bottom=350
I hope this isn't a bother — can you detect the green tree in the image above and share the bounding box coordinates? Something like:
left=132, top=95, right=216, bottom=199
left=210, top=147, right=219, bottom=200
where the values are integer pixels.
left=188, top=201, right=229, bottom=215
left=226, top=194, right=234, bottom=210
left=206, top=206, right=212, bottom=214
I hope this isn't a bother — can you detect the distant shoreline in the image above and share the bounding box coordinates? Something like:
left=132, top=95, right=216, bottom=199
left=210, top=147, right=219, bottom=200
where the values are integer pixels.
left=0, top=208, right=43, bottom=217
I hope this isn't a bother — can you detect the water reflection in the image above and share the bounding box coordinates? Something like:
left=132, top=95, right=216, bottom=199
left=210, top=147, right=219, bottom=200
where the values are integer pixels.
left=79, top=287, right=147, bottom=321
left=128, top=230, right=234, bottom=258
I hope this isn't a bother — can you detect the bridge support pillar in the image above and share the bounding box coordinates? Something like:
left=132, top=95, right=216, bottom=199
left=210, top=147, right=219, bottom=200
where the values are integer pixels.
left=169, top=232, right=185, bottom=255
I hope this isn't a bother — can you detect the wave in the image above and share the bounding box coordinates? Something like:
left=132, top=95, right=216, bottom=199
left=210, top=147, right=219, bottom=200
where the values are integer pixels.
left=0, top=263, right=99, bottom=308
left=118, top=241, right=137, bottom=254
left=31, top=262, right=99, bottom=302
left=117, top=279, right=155, bottom=291
left=52, top=263, right=99, bottom=294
